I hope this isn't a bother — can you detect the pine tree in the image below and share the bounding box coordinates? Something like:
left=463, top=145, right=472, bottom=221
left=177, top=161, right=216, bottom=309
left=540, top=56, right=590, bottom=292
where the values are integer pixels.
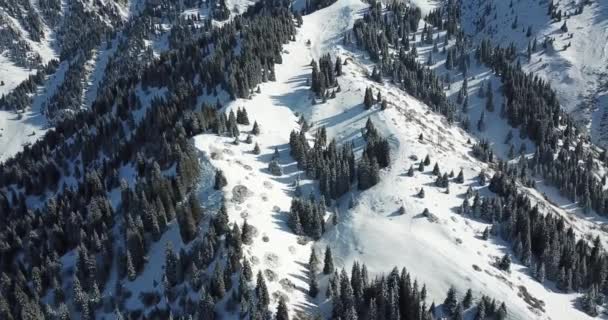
left=243, top=259, right=253, bottom=281
left=253, top=143, right=261, bottom=154
left=165, top=243, right=180, bottom=287
left=456, top=169, right=464, bottom=183
left=364, top=87, right=374, bottom=109
left=309, top=248, right=319, bottom=272
left=418, top=188, right=425, bottom=198
left=214, top=170, right=228, bottom=190
left=211, top=264, right=226, bottom=298
left=443, top=286, right=458, bottom=316
left=214, top=201, right=230, bottom=235
left=197, top=292, right=216, bottom=320
left=237, top=107, right=250, bottom=125
left=498, top=254, right=511, bottom=272
left=252, top=121, right=260, bottom=135
left=276, top=296, right=289, bottom=320
left=432, top=162, right=440, bottom=176
left=462, top=289, right=473, bottom=308
left=268, top=160, right=283, bottom=176
left=256, top=271, right=270, bottom=306
left=482, top=227, right=490, bottom=240
left=474, top=301, right=486, bottom=320
left=309, top=272, right=319, bottom=298
left=423, top=154, right=431, bottom=166
left=241, top=219, right=254, bottom=245
left=496, top=302, right=507, bottom=320
left=323, top=246, right=335, bottom=274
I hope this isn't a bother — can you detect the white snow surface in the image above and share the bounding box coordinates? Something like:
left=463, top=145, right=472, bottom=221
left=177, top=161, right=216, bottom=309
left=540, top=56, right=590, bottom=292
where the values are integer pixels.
left=189, top=0, right=603, bottom=319
left=461, top=0, right=608, bottom=145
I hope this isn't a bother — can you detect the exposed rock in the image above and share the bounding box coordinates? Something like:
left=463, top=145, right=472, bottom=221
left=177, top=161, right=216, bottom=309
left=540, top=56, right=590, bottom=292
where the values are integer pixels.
left=279, top=278, right=296, bottom=292
left=264, top=269, right=278, bottom=282
left=263, top=252, right=280, bottom=268
left=232, top=185, right=252, bottom=203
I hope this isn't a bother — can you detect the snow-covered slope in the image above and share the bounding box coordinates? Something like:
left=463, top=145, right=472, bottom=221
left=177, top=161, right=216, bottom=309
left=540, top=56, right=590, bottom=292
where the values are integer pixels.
left=0, top=0, right=259, bottom=163
left=188, top=0, right=605, bottom=318
left=461, top=0, right=608, bottom=145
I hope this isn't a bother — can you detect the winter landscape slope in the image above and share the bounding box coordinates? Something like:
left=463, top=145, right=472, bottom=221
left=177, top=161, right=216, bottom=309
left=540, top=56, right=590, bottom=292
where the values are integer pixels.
left=461, top=0, right=608, bottom=146
left=189, top=0, right=607, bottom=318
left=2, top=0, right=608, bottom=319
left=0, top=0, right=251, bottom=162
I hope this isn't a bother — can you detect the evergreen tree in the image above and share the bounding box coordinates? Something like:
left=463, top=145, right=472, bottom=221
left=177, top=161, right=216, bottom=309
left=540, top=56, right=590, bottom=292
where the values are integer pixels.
left=256, top=271, right=270, bottom=306
left=462, top=289, right=473, bottom=309
left=211, top=264, right=226, bottom=299
left=309, top=248, right=319, bottom=272
left=364, top=87, right=374, bottom=109
left=214, top=170, right=228, bottom=190
left=165, top=243, right=180, bottom=287
left=276, top=296, right=289, bottom=320
left=243, top=259, right=253, bottom=281
left=443, top=286, right=458, bottom=316
left=498, top=254, right=511, bottom=272
left=309, top=273, right=319, bottom=298
left=241, top=220, right=254, bottom=245
left=324, top=246, right=335, bottom=274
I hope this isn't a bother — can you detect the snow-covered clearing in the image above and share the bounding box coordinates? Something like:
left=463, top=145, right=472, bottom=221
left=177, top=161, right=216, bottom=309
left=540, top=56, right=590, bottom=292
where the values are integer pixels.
left=0, top=60, right=70, bottom=162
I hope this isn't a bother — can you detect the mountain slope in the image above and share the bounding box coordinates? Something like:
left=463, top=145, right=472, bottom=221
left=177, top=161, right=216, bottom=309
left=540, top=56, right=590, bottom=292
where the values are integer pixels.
left=461, top=0, right=608, bottom=145
left=190, top=0, right=605, bottom=318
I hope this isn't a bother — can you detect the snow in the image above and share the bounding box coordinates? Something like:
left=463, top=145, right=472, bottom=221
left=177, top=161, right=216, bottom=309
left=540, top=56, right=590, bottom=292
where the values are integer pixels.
left=409, top=0, right=441, bottom=16
left=0, top=95, right=49, bottom=162
left=7, top=0, right=598, bottom=318
left=82, top=37, right=121, bottom=109
left=188, top=0, right=607, bottom=318
left=0, top=55, right=33, bottom=96
left=461, top=0, right=608, bottom=146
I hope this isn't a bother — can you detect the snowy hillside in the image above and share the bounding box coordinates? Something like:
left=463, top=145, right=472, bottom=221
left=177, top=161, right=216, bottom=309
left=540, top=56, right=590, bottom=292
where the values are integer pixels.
left=461, top=0, right=608, bottom=145
left=0, top=0, right=255, bottom=162
left=4, top=0, right=608, bottom=319
left=190, top=0, right=608, bottom=318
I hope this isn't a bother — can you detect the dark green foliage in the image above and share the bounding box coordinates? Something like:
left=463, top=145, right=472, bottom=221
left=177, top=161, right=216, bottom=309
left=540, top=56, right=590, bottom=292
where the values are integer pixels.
left=463, top=288, right=473, bottom=309
left=311, top=54, right=340, bottom=97
left=236, top=107, right=250, bottom=125
left=444, top=286, right=458, bottom=317
left=309, top=273, right=319, bottom=298
left=0, top=2, right=300, bottom=319
left=364, top=87, right=374, bottom=109
left=276, top=296, right=289, bottom=320
left=289, top=197, right=325, bottom=239
left=289, top=127, right=357, bottom=200
left=323, top=246, right=334, bottom=274
left=353, top=1, right=457, bottom=122
left=214, top=201, right=230, bottom=235
left=214, top=170, right=228, bottom=190
left=498, top=254, right=511, bottom=272
left=256, top=271, right=269, bottom=307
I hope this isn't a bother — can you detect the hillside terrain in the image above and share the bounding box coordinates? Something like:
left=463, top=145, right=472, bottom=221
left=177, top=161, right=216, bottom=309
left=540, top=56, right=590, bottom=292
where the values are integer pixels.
left=1, top=0, right=608, bottom=320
